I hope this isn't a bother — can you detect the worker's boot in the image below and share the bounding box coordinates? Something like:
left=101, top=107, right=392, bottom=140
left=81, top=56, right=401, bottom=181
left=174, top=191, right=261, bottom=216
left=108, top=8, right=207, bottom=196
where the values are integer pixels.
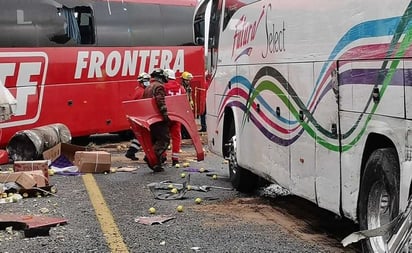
left=125, top=147, right=139, bottom=160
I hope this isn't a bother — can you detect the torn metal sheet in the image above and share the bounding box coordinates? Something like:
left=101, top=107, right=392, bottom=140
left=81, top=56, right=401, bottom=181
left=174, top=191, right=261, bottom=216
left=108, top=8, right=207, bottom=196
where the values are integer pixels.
left=342, top=195, right=412, bottom=252
left=147, top=180, right=233, bottom=194
left=147, top=181, right=188, bottom=200
left=341, top=216, right=401, bottom=247
left=135, top=214, right=175, bottom=225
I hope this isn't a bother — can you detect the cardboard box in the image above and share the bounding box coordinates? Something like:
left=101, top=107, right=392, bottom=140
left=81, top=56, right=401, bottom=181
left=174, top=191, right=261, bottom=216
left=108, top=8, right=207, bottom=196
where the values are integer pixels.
left=13, top=160, right=49, bottom=181
left=74, top=151, right=111, bottom=173
left=43, top=143, right=86, bottom=163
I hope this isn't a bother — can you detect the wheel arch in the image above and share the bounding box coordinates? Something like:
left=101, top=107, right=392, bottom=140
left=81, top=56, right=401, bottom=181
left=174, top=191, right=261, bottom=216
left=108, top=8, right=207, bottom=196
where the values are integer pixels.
left=222, top=106, right=235, bottom=158
left=357, top=133, right=400, bottom=218
left=360, top=133, right=399, bottom=182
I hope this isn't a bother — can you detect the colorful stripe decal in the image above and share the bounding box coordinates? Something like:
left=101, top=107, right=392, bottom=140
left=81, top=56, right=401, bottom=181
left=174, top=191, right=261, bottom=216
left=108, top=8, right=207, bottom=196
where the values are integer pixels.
left=217, top=2, right=412, bottom=152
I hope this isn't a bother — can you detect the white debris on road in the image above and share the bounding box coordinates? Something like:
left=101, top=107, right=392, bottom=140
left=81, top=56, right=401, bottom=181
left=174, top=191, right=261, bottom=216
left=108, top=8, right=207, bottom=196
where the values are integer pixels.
left=259, top=184, right=290, bottom=198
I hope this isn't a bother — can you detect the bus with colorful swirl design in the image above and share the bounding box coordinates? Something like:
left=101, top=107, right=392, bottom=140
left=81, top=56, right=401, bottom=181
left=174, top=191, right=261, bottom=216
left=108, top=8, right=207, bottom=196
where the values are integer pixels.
left=194, top=0, right=412, bottom=251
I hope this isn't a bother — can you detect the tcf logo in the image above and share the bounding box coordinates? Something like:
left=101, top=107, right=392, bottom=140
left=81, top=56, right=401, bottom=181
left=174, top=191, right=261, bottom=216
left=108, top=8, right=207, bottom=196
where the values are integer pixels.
left=0, top=52, right=47, bottom=127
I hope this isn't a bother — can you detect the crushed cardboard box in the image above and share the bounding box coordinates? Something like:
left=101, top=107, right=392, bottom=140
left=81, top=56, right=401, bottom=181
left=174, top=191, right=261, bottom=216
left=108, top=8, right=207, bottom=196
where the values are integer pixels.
left=74, top=151, right=111, bottom=173
left=13, top=160, right=49, bottom=181
left=0, top=170, right=47, bottom=190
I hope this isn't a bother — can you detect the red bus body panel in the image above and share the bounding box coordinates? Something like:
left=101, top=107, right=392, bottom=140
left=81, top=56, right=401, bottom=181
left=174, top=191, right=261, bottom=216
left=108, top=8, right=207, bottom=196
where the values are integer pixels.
left=0, top=46, right=205, bottom=147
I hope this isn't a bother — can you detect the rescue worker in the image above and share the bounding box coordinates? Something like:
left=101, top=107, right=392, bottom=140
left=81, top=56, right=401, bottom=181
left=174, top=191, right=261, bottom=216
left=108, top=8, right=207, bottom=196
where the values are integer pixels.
left=180, top=71, right=194, bottom=139
left=142, top=68, right=171, bottom=172
left=181, top=71, right=194, bottom=108
left=125, top=72, right=151, bottom=160
left=163, top=68, right=186, bottom=166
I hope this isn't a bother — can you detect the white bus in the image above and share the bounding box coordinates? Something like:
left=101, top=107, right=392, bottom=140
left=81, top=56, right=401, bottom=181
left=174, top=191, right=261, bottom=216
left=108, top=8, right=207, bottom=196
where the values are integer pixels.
left=194, top=0, right=412, bottom=252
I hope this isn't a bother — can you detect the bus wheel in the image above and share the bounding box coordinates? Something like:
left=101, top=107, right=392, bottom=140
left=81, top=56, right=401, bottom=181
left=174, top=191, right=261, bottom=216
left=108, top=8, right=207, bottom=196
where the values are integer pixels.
left=227, top=136, right=258, bottom=193
left=358, top=148, right=399, bottom=253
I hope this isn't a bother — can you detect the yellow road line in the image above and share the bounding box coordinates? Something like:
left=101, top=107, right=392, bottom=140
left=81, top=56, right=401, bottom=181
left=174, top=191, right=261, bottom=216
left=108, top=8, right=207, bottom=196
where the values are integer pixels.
left=82, top=174, right=129, bottom=253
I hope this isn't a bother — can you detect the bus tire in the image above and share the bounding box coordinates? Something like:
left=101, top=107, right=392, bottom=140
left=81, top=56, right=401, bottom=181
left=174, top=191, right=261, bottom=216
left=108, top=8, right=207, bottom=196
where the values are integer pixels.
left=227, top=136, right=258, bottom=193
left=358, top=148, right=399, bottom=253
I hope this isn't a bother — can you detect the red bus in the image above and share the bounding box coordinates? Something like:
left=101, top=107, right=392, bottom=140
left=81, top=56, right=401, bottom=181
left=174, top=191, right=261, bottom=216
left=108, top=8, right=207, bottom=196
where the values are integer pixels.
left=0, top=0, right=205, bottom=147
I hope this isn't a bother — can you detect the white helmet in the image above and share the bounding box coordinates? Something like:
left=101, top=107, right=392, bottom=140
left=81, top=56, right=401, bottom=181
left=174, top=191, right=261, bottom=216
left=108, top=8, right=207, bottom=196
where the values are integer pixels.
left=164, top=69, right=176, bottom=80
left=137, top=72, right=151, bottom=87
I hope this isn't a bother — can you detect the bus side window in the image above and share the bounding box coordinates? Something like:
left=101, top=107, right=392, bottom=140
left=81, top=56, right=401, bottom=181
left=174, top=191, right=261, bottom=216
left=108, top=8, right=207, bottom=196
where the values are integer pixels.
left=77, top=9, right=95, bottom=44
left=50, top=6, right=94, bottom=45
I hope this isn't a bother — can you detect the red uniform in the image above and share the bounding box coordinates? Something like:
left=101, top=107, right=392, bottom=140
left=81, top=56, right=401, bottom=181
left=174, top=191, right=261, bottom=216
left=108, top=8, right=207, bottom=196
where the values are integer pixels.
left=163, top=79, right=186, bottom=164
left=132, top=84, right=145, bottom=100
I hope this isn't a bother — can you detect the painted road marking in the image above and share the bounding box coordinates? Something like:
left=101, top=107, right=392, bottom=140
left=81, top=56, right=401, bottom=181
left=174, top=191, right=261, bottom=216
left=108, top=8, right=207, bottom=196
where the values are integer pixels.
left=82, top=174, right=129, bottom=252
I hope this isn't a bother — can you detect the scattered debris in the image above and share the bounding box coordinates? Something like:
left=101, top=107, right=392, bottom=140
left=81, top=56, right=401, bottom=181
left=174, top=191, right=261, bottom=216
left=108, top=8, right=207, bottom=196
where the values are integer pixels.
left=116, top=166, right=138, bottom=172
left=148, top=207, right=156, bottom=214
left=19, top=185, right=58, bottom=198
left=206, top=173, right=228, bottom=179
left=183, top=167, right=214, bottom=173
left=39, top=207, right=50, bottom=214
left=147, top=181, right=188, bottom=200
left=195, top=197, right=202, bottom=204
left=5, top=226, right=13, bottom=234
left=0, top=170, right=48, bottom=190
left=148, top=180, right=233, bottom=194
left=134, top=214, right=175, bottom=225
left=0, top=193, right=22, bottom=204
left=258, top=184, right=290, bottom=198
left=50, top=166, right=80, bottom=176
left=0, top=214, right=68, bottom=237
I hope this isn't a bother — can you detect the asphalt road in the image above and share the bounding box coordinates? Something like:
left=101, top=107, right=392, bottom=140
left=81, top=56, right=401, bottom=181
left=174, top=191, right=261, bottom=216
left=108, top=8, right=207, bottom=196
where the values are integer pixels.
left=0, top=133, right=361, bottom=253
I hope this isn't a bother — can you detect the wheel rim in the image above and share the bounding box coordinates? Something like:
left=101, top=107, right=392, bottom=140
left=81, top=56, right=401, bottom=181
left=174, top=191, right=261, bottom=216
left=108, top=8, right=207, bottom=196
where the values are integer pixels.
left=367, top=180, right=391, bottom=253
